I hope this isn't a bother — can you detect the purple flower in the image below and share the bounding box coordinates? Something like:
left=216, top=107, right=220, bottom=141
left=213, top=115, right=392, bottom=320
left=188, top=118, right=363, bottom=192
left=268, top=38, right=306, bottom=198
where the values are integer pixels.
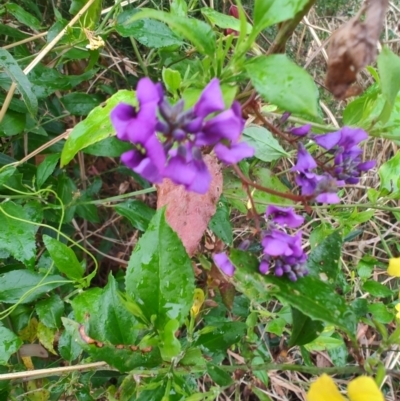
left=213, top=252, right=235, bottom=276
left=313, top=126, right=368, bottom=151
left=194, top=78, right=225, bottom=118
left=265, top=206, right=304, bottom=228
left=290, top=124, right=311, bottom=137
left=292, top=143, right=317, bottom=173
left=111, top=77, right=254, bottom=194
left=214, top=141, right=255, bottom=164
left=313, top=131, right=341, bottom=150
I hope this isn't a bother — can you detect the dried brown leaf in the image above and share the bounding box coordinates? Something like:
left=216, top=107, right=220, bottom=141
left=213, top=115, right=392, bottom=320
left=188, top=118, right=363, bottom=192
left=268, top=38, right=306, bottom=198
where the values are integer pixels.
left=326, top=0, right=389, bottom=99
left=156, top=154, right=223, bottom=257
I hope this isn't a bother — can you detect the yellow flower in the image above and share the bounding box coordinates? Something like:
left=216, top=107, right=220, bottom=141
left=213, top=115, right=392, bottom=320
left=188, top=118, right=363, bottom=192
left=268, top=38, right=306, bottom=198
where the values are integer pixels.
left=387, top=257, right=400, bottom=277
left=307, top=374, right=384, bottom=401
left=395, top=304, right=400, bottom=319
left=190, top=288, right=205, bottom=317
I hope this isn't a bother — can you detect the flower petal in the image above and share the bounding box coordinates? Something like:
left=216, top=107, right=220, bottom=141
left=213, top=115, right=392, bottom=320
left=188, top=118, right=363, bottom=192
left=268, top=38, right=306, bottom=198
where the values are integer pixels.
left=307, top=374, right=346, bottom=401
left=136, top=77, right=163, bottom=105
left=110, top=103, right=137, bottom=141
left=313, top=131, right=341, bottom=150
left=388, top=257, right=400, bottom=277
left=292, top=143, right=317, bottom=173
left=347, top=376, right=384, bottom=401
left=213, top=252, right=235, bottom=276
left=214, top=142, right=255, bottom=164
left=291, top=124, right=311, bottom=136
left=265, top=206, right=304, bottom=228
left=194, top=78, right=225, bottom=118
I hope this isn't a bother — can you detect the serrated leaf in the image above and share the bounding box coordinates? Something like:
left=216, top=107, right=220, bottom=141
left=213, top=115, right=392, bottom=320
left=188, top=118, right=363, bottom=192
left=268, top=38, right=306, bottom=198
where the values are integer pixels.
left=59, top=318, right=82, bottom=362
left=114, top=200, right=155, bottom=232
left=117, top=8, right=215, bottom=56
left=253, top=0, right=308, bottom=33
left=116, top=10, right=184, bottom=48
left=36, top=295, right=64, bottom=329
left=0, top=48, right=38, bottom=117
left=246, top=55, right=319, bottom=118
left=307, top=231, right=342, bottom=282
left=242, top=125, right=289, bottom=162
left=43, top=235, right=85, bottom=281
left=61, top=90, right=136, bottom=166
left=0, top=326, right=22, bottom=365
left=230, top=250, right=357, bottom=337
left=0, top=270, right=67, bottom=304
left=0, top=201, right=39, bottom=268
left=36, top=153, right=60, bottom=188
left=125, top=208, right=195, bottom=330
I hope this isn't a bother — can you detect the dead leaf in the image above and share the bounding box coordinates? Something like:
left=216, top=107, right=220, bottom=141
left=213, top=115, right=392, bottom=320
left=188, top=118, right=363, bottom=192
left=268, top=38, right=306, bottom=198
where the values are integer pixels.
left=326, top=0, right=389, bottom=99
left=157, top=154, right=223, bottom=257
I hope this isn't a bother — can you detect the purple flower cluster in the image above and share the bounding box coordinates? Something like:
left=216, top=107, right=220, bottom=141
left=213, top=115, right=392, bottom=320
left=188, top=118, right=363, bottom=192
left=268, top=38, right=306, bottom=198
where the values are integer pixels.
left=213, top=206, right=308, bottom=281
left=260, top=206, right=308, bottom=281
left=290, top=125, right=375, bottom=203
left=110, top=78, right=254, bottom=194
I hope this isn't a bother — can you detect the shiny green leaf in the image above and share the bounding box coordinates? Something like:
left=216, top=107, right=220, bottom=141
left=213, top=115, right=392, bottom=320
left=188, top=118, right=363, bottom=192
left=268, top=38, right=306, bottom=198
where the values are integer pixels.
left=0, top=270, right=67, bottom=304
left=201, top=7, right=252, bottom=33
left=61, top=93, right=102, bottom=116
left=208, top=195, right=233, bottom=245
left=43, top=235, right=85, bottom=281
left=61, top=90, right=136, bottom=166
left=246, top=55, right=319, bottom=118
left=363, top=281, right=393, bottom=298
left=288, top=308, right=323, bottom=347
left=125, top=208, right=195, bottom=330
left=0, top=326, right=22, bottom=365
left=36, top=153, right=60, bottom=188
left=36, top=295, right=64, bottom=329
left=0, top=48, right=38, bottom=116
left=379, top=151, right=400, bottom=193
left=159, top=319, right=181, bottom=362
left=114, top=200, right=155, bottom=232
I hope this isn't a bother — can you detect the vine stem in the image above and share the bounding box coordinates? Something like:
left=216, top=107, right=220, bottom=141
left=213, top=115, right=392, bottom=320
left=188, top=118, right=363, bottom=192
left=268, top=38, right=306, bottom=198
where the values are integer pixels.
left=231, top=164, right=307, bottom=203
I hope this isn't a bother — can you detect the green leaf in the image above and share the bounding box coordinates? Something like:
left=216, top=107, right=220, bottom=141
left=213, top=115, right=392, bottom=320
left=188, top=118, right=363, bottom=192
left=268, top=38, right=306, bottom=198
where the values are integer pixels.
left=69, top=0, right=102, bottom=29
left=0, top=110, right=26, bottom=136
left=194, top=321, right=246, bottom=354
left=363, top=281, right=393, bottom=298
left=242, top=125, right=289, bottom=162
left=36, top=153, right=60, bottom=188
left=288, top=308, right=323, bottom=347
left=368, top=303, right=393, bottom=324
left=0, top=49, right=38, bottom=117
left=114, top=200, right=155, bottom=232
left=37, top=322, right=57, bottom=355
left=71, top=287, right=102, bottom=323
left=206, top=363, right=234, bottom=386
left=0, top=201, right=39, bottom=268
left=0, top=270, right=67, bottom=304
left=36, top=295, right=64, bottom=329
left=208, top=195, right=233, bottom=245
left=118, top=9, right=215, bottom=56
left=246, top=55, right=319, bottom=118
left=0, top=166, right=16, bottom=187
left=116, top=10, right=184, bottom=48
left=230, top=250, right=357, bottom=337
left=61, top=90, right=136, bottom=166
left=328, top=333, right=348, bottom=367
left=201, top=7, right=252, bottom=34
left=159, top=319, right=181, bottom=362
left=82, top=136, right=132, bottom=157
left=43, top=235, right=85, bottom=281
left=379, top=152, right=400, bottom=193
left=162, top=68, right=182, bottom=95
left=253, top=0, right=308, bottom=33
left=125, top=208, right=195, bottom=330
left=377, top=47, right=400, bottom=123
left=61, top=92, right=102, bottom=116
left=84, top=274, right=139, bottom=344
left=5, top=3, right=42, bottom=30
left=307, top=231, right=342, bottom=282
left=0, top=326, right=22, bottom=365
left=59, top=318, right=82, bottom=362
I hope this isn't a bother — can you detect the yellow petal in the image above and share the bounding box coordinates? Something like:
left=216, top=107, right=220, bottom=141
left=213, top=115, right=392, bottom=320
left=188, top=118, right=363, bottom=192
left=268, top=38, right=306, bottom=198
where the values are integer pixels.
left=307, top=374, right=346, bottom=401
left=190, top=288, right=205, bottom=317
left=387, top=258, right=400, bottom=277
left=395, top=304, right=400, bottom=319
left=347, top=376, right=384, bottom=401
